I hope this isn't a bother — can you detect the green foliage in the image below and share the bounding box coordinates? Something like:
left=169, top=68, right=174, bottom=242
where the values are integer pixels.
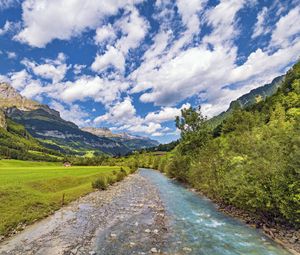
left=148, top=61, right=300, bottom=226
left=92, top=177, right=108, bottom=190
left=176, top=106, right=211, bottom=156
left=0, top=119, right=62, bottom=161
left=116, top=168, right=128, bottom=182
left=166, top=152, right=190, bottom=182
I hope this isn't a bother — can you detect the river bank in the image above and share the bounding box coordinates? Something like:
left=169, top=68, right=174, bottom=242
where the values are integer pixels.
left=0, top=173, right=169, bottom=255
left=184, top=187, right=300, bottom=254
left=216, top=203, right=300, bottom=255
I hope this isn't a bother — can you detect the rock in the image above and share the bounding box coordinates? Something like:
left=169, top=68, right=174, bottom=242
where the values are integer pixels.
left=89, top=251, right=96, bottom=255
left=153, top=229, right=159, bottom=234
left=289, top=236, right=298, bottom=244
left=150, top=247, right=158, bottom=253
left=145, top=229, right=151, bottom=233
left=183, top=247, right=192, bottom=252
left=110, top=233, right=117, bottom=238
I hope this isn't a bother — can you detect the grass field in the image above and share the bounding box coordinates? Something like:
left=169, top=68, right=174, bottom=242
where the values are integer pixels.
left=0, top=160, right=127, bottom=236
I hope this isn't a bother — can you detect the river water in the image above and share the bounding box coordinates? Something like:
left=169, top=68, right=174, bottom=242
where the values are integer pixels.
left=140, top=168, right=291, bottom=255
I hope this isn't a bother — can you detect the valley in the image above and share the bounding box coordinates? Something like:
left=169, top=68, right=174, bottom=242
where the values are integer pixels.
left=0, top=169, right=294, bottom=255
left=1, top=1, right=300, bottom=254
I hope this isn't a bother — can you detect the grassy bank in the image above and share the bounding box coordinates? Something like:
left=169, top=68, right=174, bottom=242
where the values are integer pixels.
left=0, top=160, right=128, bottom=236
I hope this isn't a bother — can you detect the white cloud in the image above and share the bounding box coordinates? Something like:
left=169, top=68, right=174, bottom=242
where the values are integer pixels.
left=229, top=42, right=300, bottom=84
left=7, top=51, right=17, bottom=59
left=127, top=1, right=300, bottom=119
left=73, top=64, right=86, bottom=75
left=93, top=98, right=169, bottom=136
left=115, top=7, right=149, bottom=53
left=252, top=7, right=269, bottom=39
left=0, top=21, right=12, bottom=35
left=0, top=0, right=19, bottom=10
left=131, top=45, right=237, bottom=106
left=22, top=53, right=68, bottom=83
left=94, top=97, right=139, bottom=125
left=8, top=69, right=31, bottom=90
left=20, top=80, right=44, bottom=99
left=15, top=0, right=143, bottom=47
left=145, top=103, right=190, bottom=123
left=127, top=122, right=162, bottom=134
left=270, top=6, right=300, bottom=48
left=91, top=46, right=125, bottom=73
left=176, top=0, right=206, bottom=33
left=93, top=97, right=188, bottom=137
left=91, top=7, right=148, bottom=73
left=203, top=0, right=246, bottom=46
left=3, top=69, right=44, bottom=99
left=94, top=24, right=116, bottom=44
left=50, top=101, right=89, bottom=126
left=60, top=75, right=130, bottom=105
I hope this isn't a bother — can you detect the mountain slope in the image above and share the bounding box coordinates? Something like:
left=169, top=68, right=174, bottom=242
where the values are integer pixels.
left=0, top=118, right=62, bottom=161
left=208, top=75, right=285, bottom=129
left=82, top=127, right=159, bottom=151
left=0, top=83, right=130, bottom=156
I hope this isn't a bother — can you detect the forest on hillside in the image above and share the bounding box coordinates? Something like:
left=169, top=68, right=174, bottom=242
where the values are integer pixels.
left=132, top=61, right=300, bottom=226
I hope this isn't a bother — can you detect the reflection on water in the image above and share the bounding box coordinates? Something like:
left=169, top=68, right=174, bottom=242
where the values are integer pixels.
left=140, top=169, right=291, bottom=255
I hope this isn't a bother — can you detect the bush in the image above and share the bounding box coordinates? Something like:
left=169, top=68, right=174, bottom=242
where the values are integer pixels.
left=116, top=168, right=127, bottom=182
left=106, top=175, right=116, bottom=185
left=166, top=153, right=190, bottom=182
left=92, top=176, right=108, bottom=190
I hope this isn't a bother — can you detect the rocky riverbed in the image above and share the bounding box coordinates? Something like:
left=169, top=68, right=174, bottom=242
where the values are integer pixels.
left=0, top=174, right=170, bottom=255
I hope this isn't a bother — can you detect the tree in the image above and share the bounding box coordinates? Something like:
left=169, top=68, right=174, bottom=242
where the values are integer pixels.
left=175, top=106, right=211, bottom=155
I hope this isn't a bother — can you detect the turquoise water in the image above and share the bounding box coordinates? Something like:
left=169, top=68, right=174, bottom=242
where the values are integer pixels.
left=140, top=169, right=291, bottom=255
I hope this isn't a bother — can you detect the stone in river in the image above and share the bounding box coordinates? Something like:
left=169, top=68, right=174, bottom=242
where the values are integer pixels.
left=183, top=247, right=192, bottom=252
left=110, top=233, right=117, bottom=238
left=150, top=247, right=158, bottom=253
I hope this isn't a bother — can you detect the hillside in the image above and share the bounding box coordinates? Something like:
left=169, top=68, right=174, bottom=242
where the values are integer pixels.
left=208, top=75, right=285, bottom=129
left=82, top=127, right=159, bottom=151
left=0, top=118, right=62, bottom=161
left=0, top=83, right=130, bottom=157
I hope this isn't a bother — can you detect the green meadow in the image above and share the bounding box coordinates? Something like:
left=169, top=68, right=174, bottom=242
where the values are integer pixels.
left=0, top=160, right=126, bottom=236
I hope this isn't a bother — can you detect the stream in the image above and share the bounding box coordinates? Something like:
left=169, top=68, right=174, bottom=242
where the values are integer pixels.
left=140, top=168, right=291, bottom=255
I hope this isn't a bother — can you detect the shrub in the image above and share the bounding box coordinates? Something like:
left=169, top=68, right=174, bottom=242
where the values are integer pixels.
left=92, top=176, right=108, bottom=190
left=106, top=175, right=116, bottom=185
left=116, top=168, right=127, bottom=182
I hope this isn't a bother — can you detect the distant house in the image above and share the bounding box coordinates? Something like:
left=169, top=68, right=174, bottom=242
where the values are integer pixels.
left=63, top=162, right=71, bottom=167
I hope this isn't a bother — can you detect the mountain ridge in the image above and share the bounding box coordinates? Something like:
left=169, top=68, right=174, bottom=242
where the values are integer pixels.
left=0, top=83, right=130, bottom=156
left=0, top=83, right=158, bottom=155
left=208, top=74, right=285, bottom=129
left=82, top=127, right=160, bottom=151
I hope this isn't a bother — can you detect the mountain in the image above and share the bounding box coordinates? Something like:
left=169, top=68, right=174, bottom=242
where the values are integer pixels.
left=82, top=127, right=160, bottom=151
left=81, top=127, right=123, bottom=138
left=0, top=83, right=130, bottom=156
left=231, top=75, right=285, bottom=108
left=208, top=75, right=285, bottom=129
left=0, top=82, right=41, bottom=111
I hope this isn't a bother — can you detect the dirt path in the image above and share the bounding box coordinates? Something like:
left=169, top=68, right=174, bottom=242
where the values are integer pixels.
left=0, top=174, right=169, bottom=255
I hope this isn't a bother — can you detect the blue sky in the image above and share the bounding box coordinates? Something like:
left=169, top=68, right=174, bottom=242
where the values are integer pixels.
left=0, top=0, right=300, bottom=143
